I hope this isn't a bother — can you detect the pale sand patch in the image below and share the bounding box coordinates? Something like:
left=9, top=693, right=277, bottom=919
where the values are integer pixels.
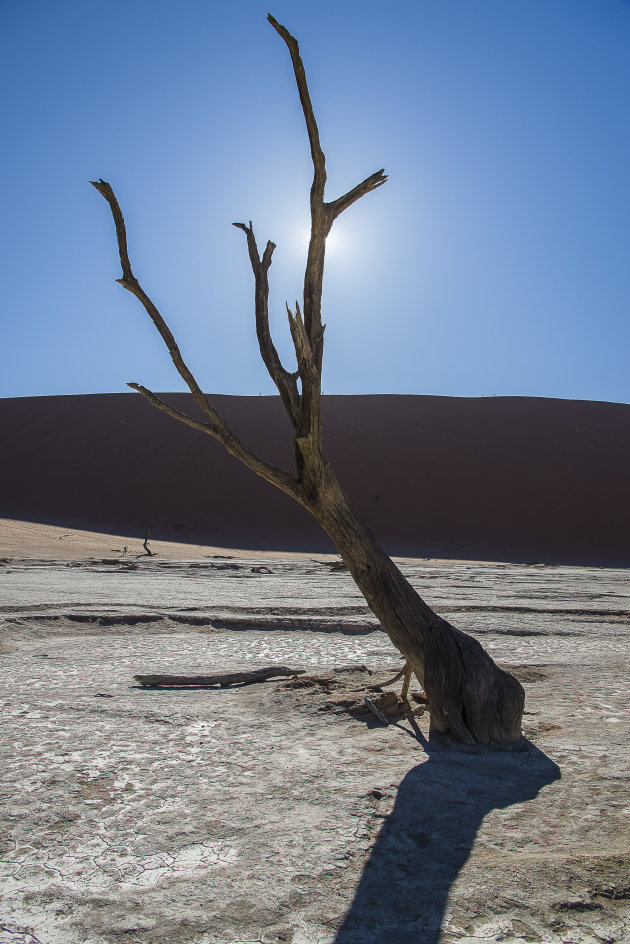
left=0, top=518, right=336, bottom=562
left=1, top=556, right=629, bottom=943
left=0, top=517, right=512, bottom=568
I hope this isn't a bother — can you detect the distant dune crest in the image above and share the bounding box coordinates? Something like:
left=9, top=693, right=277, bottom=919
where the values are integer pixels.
left=1, top=393, right=628, bottom=567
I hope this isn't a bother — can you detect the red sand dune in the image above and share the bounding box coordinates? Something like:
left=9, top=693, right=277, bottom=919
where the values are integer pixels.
left=1, top=393, right=628, bottom=566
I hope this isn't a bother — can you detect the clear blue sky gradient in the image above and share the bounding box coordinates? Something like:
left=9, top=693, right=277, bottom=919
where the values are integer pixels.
left=1, top=0, right=628, bottom=402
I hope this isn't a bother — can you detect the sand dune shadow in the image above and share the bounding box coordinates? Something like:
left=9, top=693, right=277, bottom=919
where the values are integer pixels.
left=333, top=737, right=560, bottom=944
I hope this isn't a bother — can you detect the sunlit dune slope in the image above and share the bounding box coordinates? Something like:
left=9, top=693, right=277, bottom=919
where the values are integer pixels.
left=0, top=393, right=627, bottom=565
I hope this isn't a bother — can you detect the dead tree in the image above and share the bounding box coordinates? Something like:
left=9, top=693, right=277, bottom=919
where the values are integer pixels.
left=92, top=14, right=524, bottom=745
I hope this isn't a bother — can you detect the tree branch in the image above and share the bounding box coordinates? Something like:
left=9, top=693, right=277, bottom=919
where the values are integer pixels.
left=128, top=384, right=301, bottom=499
left=92, top=179, right=302, bottom=501
left=127, top=383, right=217, bottom=435
left=267, top=14, right=329, bottom=447
left=90, top=179, right=224, bottom=425
left=327, top=168, right=388, bottom=220
left=267, top=14, right=388, bottom=457
left=267, top=14, right=326, bottom=205
left=232, top=221, right=300, bottom=428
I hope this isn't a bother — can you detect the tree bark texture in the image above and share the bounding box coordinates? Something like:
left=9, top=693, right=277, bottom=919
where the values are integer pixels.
left=93, top=14, right=525, bottom=745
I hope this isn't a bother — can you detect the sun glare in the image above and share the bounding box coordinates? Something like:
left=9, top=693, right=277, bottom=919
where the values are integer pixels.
left=299, top=225, right=344, bottom=256
left=326, top=227, right=342, bottom=254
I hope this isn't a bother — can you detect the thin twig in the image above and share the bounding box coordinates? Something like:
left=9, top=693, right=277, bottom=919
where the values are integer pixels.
left=378, top=661, right=411, bottom=688
left=364, top=689, right=389, bottom=725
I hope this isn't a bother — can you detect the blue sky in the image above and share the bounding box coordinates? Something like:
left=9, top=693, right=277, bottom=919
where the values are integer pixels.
left=1, top=0, right=628, bottom=402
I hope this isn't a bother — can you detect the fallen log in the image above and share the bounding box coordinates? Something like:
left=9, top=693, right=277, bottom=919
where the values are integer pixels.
left=134, top=666, right=306, bottom=688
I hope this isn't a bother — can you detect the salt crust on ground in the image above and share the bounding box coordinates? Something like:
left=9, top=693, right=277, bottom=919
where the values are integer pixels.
left=1, top=525, right=629, bottom=943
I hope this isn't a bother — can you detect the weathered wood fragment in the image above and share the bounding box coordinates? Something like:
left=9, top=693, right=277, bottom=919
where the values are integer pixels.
left=134, top=666, right=305, bottom=688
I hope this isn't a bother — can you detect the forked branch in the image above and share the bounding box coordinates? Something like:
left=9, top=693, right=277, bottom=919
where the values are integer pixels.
left=232, top=221, right=300, bottom=428
left=91, top=16, right=388, bottom=502
left=267, top=14, right=387, bottom=447
left=91, top=180, right=301, bottom=500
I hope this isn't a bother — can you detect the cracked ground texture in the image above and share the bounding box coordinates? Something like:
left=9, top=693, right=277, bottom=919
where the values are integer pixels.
left=0, top=557, right=629, bottom=944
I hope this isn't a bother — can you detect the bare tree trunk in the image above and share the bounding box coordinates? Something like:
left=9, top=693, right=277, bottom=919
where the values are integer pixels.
left=91, top=14, right=525, bottom=745
left=297, top=450, right=524, bottom=745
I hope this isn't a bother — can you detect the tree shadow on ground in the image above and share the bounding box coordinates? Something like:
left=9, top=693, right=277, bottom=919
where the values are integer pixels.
left=333, top=734, right=560, bottom=944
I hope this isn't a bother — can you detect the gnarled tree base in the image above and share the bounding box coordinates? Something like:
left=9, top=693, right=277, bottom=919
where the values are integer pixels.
left=420, top=616, right=525, bottom=745
left=305, top=464, right=525, bottom=746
